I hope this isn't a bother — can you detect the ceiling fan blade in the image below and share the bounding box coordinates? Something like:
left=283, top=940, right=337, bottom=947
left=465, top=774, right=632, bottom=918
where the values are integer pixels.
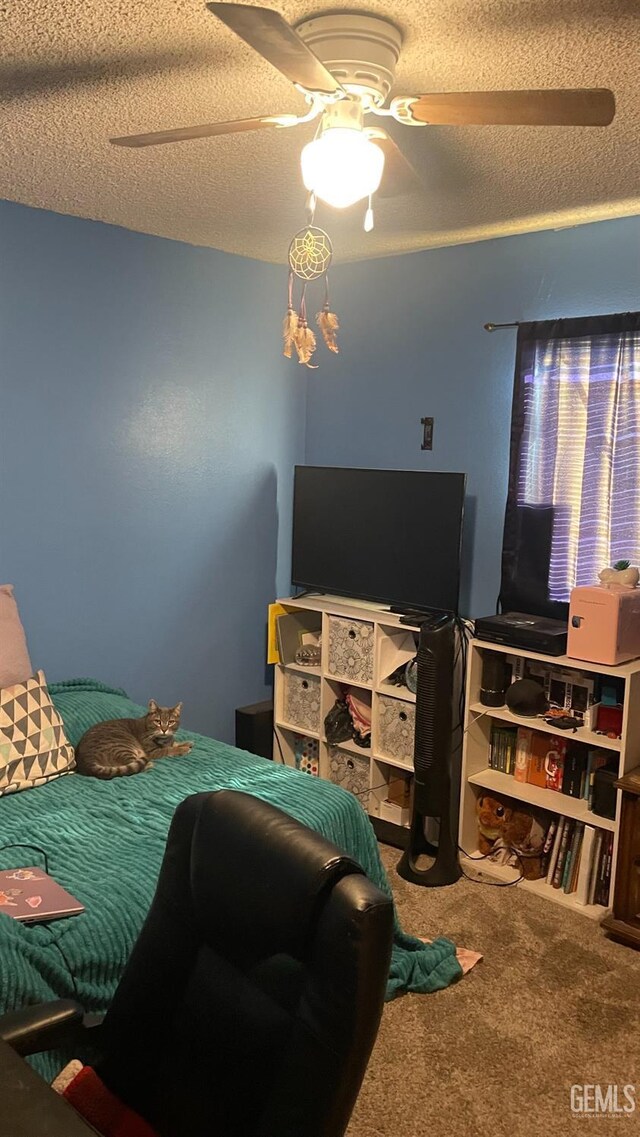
left=373, top=133, right=422, bottom=198
left=111, top=115, right=282, bottom=148
left=0, top=47, right=221, bottom=103
left=206, top=3, right=342, bottom=96
left=404, top=88, right=615, bottom=126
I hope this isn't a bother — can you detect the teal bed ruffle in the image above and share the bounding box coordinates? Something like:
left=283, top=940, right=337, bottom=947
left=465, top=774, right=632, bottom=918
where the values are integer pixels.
left=0, top=680, right=461, bottom=1055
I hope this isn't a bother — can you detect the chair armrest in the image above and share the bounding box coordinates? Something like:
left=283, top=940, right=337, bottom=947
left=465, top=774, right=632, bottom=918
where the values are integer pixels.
left=0, top=1000, right=84, bottom=1056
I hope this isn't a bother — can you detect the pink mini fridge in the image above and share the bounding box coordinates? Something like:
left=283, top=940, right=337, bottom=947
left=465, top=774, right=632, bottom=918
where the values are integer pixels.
left=568, top=585, right=640, bottom=665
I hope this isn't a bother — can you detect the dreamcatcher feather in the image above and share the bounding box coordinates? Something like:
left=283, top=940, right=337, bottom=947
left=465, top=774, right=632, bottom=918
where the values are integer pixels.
left=283, top=225, right=340, bottom=369
left=317, top=281, right=339, bottom=354
left=282, top=308, right=297, bottom=359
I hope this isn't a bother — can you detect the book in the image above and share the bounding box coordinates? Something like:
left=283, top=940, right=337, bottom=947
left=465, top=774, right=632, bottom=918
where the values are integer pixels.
left=553, top=819, right=574, bottom=888
left=543, top=818, right=559, bottom=855
left=526, top=733, right=549, bottom=788
left=594, top=831, right=613, bottom=907
left=504, top=728, right=517, bottom=774
left=562, top=745, right=588, bottom=799
left=499, top=728, right=509, bottom=773
left=586, top=751, right=610, bottom=808
left=490, top=725, right=499, bottom=770
left=545, top=739, right=566, bottom=792
left=496, top=728, right=505, bottom=772
left=570, top=841, right=582, bottom=893
left=567, top=824, right=584, bottom=894
left=509, top=727, right=518, bottom=773
left=594, top=834, right=606, bottom=907
left=524, top=733, right=567, bottom=790
left=0, top=867, right=84, bottom=923
left=600, top=832, right=614, bottom=907
left=588, top=830, right=604, bottom=905
left=541, top=816, right=558, bottom=876
left=562, top=821, right=583, bottom=892
left=514, top=728, right=532, bottom=782
left=575, top=825, right=596, bottom=905
left=267, top=602, right=289, bottom=664
left=546, top=817, right=565, bottom=885
left=489, top=725, right=499, bottom=770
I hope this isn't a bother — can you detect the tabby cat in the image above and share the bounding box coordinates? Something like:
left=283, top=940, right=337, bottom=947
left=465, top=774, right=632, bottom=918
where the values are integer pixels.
left=75, top=700, right=192, bottom=779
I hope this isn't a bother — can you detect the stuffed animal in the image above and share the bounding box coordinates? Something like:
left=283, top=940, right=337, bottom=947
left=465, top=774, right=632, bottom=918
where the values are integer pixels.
left=475, top=793, right=548, bottom=880
left=598, top=560, right=640, bottom=589
left=476, top=793, right=508, bottom=856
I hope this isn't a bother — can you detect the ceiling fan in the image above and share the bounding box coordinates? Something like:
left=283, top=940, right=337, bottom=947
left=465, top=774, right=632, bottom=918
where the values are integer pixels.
left=110, top=3, right=615, bottom=211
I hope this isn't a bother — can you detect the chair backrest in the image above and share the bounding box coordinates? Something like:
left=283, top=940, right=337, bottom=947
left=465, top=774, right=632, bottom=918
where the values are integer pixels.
left=96, top=790, right=394, bottom=1137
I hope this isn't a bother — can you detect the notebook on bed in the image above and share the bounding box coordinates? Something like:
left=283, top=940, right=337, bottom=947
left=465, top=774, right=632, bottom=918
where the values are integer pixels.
left=0, top=867, right=84, bottom=923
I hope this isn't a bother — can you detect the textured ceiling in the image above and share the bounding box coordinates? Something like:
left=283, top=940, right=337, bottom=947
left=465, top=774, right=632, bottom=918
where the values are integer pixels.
left=2, top=0, right=639, bottom=263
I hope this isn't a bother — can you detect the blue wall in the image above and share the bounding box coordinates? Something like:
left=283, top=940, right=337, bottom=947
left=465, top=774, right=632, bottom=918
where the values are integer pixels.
left=305, top=216, right=640, bottom=617
left=2, top=201, right=638, bottom=743
left=0, top=201, right=305, bottom=740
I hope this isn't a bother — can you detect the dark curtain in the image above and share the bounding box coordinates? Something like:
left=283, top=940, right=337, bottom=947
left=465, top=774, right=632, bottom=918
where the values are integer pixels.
left=500, top=311, right=640, bottom=620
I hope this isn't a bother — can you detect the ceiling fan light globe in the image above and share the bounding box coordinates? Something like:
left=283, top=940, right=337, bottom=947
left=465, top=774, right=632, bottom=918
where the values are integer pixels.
left=301, top=129, right=384, bottom=209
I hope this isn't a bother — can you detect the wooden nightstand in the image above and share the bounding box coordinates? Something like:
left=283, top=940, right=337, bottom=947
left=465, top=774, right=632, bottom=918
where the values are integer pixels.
left=602, top=765, right=640, bottom=949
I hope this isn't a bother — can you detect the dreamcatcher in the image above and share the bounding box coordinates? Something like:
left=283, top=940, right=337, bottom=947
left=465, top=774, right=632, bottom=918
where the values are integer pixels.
left=283, top=211, right=340, bottom=368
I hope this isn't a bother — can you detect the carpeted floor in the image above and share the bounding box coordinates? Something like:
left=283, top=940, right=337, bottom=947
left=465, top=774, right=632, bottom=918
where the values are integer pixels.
left=347, top=844, right=640, bottom=1137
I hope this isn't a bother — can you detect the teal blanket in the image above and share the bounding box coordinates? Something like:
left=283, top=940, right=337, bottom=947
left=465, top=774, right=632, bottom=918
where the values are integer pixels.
left=0, top=680, right=461, bottom=1039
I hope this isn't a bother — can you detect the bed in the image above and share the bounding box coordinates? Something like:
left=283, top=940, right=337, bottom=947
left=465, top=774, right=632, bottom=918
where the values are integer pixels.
left=0, top=680, right=462, bottom=1066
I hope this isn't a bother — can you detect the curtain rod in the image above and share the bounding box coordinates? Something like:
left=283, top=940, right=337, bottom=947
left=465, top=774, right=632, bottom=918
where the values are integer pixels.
left=483, top=321, right=520, bottom=332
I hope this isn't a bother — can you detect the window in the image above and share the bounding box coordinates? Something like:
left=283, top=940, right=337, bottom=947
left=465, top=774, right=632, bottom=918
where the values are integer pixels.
left=501, top=313, right=640, bottom=618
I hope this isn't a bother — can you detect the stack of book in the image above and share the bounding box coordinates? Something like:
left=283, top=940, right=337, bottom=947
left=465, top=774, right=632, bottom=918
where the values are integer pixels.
left=489, top=724, right=611, bottom=808
left=488, top=725, right=518, bottom=774
left=543, top=817, right=614, bottom=905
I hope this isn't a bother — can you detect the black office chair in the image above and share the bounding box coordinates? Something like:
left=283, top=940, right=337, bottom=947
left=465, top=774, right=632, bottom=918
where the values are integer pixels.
left=0, top=790, right=394, bottom=1137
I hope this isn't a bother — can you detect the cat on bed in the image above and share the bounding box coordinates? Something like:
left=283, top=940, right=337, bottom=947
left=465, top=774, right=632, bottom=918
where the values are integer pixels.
left=75, top=700, right=192, bottom=779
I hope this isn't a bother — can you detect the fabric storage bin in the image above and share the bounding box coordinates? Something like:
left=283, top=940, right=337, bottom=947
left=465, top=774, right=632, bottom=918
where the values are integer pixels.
left=283, top=671, right=321, bottom=733
left=327, top=616, right=375, bottom=684
left=328, top=747, right=370, bottom=800
left=377, top=695, right=415, bottom=765
left=294, top=734, right=319, bottom=776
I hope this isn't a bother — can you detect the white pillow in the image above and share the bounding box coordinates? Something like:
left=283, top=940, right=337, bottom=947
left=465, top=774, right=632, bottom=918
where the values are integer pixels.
left=0, top=670, right=75, bottom=796
left=0, top=584, right=33, bottom=688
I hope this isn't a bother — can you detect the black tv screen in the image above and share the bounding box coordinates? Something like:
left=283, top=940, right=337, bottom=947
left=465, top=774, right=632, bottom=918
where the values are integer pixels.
left=292, top=467, right=466, bottom=612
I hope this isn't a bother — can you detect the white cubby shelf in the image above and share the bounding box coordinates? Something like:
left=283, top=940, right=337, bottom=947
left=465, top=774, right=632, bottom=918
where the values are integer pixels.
left=460, top=638, right=640, bottom=920
left=271, top=595, right=419, bottom=840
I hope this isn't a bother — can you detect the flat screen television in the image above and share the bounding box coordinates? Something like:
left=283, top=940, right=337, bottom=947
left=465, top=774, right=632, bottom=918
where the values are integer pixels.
left=292, top=466, right=466, bottom=613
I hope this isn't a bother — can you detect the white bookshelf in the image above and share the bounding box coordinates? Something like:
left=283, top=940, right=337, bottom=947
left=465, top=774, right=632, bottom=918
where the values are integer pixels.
left=460, top=638, right=640, bottom=920
left=272, top=595, right=418, bottom=838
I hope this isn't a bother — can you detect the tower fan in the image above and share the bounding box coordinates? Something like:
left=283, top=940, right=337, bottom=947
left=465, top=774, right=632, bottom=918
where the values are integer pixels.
left=397, top=613, right=462, bottom=887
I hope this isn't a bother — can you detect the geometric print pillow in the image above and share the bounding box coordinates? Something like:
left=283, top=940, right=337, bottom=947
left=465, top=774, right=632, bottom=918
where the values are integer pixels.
left=0, top=669, right=75, bottom=797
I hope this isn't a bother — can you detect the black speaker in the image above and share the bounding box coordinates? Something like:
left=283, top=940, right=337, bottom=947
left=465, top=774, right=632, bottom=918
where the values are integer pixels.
left=501, top=503, right=556, bottom=617
left=397, top=614, right=461, bottom=888
left=505, top=678, right=547, bottom=717
left=235, top=700, right=274, bottom=761
left=480, top=652, right=509, bottom=707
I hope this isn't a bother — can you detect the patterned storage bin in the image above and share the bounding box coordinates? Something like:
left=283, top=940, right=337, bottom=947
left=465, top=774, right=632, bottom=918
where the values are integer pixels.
left=327, top=617, right=375, bottom=684
left=283, top=671, right=321, bottom=733
left=294, top=735, right=319, bottom=776
left=327, top=747, right=370, bottom=801
left=377, top=695, right=415, bottom=766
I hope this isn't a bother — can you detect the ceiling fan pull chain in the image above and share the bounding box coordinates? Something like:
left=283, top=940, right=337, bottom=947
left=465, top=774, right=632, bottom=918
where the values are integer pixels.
left=364, top=194, right=374, bottom=233
left=305, top=190, right=317, bottom=224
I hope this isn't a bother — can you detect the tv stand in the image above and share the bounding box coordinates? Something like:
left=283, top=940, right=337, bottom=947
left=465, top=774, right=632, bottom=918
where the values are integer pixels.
left=271, top=595, right=422, bottom=848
